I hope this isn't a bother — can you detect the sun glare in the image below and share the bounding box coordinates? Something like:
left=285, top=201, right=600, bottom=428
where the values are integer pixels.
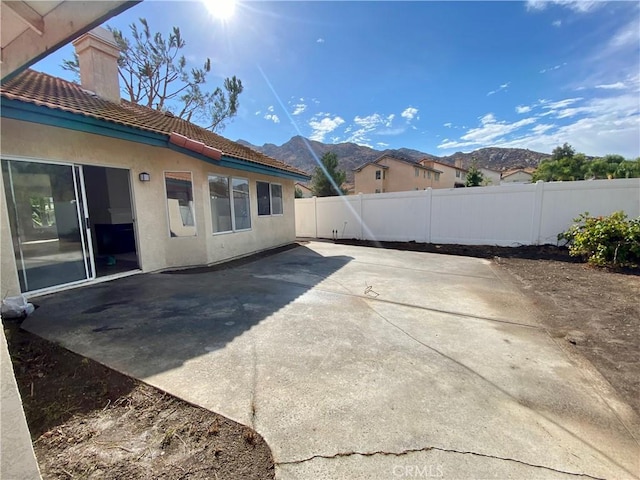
left=204, top=0, right=237, bottom=20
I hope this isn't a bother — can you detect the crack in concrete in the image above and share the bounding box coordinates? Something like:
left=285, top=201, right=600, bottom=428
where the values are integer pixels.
left=276, top=446, right=606, bottom=479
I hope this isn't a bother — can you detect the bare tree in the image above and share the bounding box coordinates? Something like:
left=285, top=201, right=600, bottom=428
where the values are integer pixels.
left=64, top=18, right=243, bottom=132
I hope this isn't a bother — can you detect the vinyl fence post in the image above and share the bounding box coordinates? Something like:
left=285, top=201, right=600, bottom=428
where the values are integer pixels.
left=425, top=188, right=432, bottom=244
left=358, top=193, right=364, bottom=240
left=530, top=180, right=544, bottom=245
left=313, top=196, right=318, bottom=239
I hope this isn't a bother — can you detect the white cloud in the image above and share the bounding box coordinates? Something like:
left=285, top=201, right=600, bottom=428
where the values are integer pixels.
left=343, top=112, right=403, bottom=145
left=516, top=105, right=532, bottom=114
left=595, top=82, right=626, bottom=90
left=254, top=110, right=262, bottom=116
left=609, top=16, right=639, bottom=48
left=487, top=82, right=510, bottom=96
left=531, top=124, right=556, bottom=134
left=308, top=115, right=345, bottom=142
left=292, top=103, right=307, bottom=115
left=264, top=113, right=280, bottom=124
left=552, top=19, right=562, bottom=27
left=437, top=113, right=537, bottom=149
left=401, top=107, right=419, bottom=121
left=443, top=122, right=453, bottom=128
left=539, top=63, right=567, bottom=74
left=267, top=105, right=274, bottom=112
left=439, top=92, right=640, bottom=158
left=526, top=1, right=599, bottom=13
left=377, top=142, right=389, bottom=148
left=354, top=113, right=394, bottom=129
left=542, top=97, right=583, bottom=111
left=317, top=38, right=325, bottom=44
left=377, top=127, right=406, bottom=136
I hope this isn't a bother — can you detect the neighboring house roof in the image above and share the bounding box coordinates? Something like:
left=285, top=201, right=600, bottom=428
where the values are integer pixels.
left=480, top=166, right=502, bottom=174
left=420, top=158, right=468, bottom=173
left=354, top=154, right=441, bottom=173
left=501, top=168, right=535, bottom=178
left=295, top=182, right=313, bottom=191
left=353, top=162, right=389, bottom=172
left=0, top=69, right=309, bottom=179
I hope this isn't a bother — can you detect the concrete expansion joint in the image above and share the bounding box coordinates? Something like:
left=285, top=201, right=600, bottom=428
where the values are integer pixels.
left=276, top=446, right=606, bottom=479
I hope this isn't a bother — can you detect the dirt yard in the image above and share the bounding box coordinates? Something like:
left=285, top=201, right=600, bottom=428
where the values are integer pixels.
left=495, top=255, right=640, bottom=416
left=4, top=241, right=639, bottom=478
left=3, top=325, right=274, bottom=479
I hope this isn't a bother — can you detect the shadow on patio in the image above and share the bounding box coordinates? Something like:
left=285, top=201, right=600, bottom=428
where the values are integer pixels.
left=22, top=244, right=353, bottom=380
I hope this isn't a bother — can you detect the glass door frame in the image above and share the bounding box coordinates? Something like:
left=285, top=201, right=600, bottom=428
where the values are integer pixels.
left=2, top=155, right=96, bottom=294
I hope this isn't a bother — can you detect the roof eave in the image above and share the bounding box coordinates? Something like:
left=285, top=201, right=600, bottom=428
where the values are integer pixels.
left=1, top=97, right=310, bottom=181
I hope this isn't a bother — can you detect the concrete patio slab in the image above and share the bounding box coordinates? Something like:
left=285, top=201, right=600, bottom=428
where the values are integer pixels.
left=23, top=242, right=639, bottom=479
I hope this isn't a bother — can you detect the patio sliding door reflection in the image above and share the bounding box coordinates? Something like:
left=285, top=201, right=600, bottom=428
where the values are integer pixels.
left=2, top=159, right=92, bottom=292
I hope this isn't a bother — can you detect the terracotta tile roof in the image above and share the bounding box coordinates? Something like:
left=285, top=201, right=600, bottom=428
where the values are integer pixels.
left=354, top=154, right=441, bottom=173
left=1, top=69, right=308, bottom=178
left=501, top=167, right=536, bottom=177
left=420, top=159, right=468, bottom=173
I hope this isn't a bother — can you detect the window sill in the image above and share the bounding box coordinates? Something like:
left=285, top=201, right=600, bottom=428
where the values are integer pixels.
left=212, top=228, right=252, bottom=236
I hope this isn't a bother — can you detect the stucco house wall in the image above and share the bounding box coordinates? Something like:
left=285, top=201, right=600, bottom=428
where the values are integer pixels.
left=420, top=160, right=466, bottom=189
left=1, top=117, right=296, bottom=297
left=355, top=156, right=441, bottom=194
left=354, top=163, right=387, bottom=193
left=501, top=170, right=534, bottom=184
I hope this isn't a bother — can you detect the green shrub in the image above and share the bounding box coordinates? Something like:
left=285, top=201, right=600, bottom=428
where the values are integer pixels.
left=558, top=211, right=640, bottom=267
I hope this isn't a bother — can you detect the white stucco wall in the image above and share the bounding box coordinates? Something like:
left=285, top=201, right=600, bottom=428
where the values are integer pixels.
left=1, top=118, right=296, bottom=296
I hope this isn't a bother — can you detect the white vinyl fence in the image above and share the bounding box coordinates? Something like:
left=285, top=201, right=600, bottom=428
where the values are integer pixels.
left=295, top=179, right=640, bottom=246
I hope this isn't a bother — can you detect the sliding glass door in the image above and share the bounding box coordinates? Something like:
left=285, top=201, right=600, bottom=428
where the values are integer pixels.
left=2, top=159, right=93, bottom=292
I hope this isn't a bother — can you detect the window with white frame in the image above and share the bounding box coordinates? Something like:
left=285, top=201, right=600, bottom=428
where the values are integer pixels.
left=165, top=172, right=196, bottom=237
left=456, top=170, right=461, bottom=178
left=257, top=181, right=283, bottom=216
left=209, top=175, right=251, bottom=233
left=435, top=172, right=440, bottom=181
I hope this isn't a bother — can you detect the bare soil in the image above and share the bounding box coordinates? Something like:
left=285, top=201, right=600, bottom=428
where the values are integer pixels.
left=3, top=325, right=274, bottom=480
left=4, top=240, right=639, bottom=479
left=495, top=256, right=640, bottom=416
left=337, top=239, right=640, bottom=416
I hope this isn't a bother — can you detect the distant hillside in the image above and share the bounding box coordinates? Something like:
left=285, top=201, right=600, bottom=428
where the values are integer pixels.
left=238, top=136, right=550, bottom=181
left=440, top=148, right=550, bottom=171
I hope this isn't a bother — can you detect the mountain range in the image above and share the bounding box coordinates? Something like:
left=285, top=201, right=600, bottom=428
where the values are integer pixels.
left=238, top=136, right=551, bottom=181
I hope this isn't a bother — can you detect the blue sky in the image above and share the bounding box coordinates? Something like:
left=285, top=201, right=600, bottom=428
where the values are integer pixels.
left=35, top=1, right=640, bottom=158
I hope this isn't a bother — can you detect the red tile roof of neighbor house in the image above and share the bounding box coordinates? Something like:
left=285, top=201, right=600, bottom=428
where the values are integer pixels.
left=354, top=154, right=442, bottom=173
left=1, top=69, right=308, bottom=177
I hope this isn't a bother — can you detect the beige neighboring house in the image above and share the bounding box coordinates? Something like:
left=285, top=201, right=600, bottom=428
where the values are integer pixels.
left=0, top=28, right=308, bottom=297
left=295, top=182, right=314, bottom=198
left=419, top=159, right=468, bottom=188
left=354, top=155, right=443, bottom=194
left=501, top=168, right=535, bottom=184
left=480, top=167, right=502, bottom=186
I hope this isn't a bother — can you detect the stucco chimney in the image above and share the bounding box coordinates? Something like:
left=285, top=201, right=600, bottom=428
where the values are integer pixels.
left=455, top=158, right=463, bottom=168
left=72, top=27, right=120, bottom=103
